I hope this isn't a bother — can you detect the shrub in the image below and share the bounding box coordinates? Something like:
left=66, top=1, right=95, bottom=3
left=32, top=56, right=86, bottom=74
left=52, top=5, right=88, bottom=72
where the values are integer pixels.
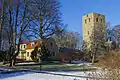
left=0, top=51, right=7, bottom=61
left=30, top=47, right=39, bottom=62
left=87, top=50, right=120, bottom=80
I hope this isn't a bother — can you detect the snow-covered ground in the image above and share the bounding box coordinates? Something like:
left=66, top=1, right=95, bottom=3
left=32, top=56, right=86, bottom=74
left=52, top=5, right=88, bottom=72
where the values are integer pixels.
left=1, top=72, right=86, bottom=80
left=0, top=61, right=103, bottom=80
left=0, top=71, right=89, bottom=80
left=16, top=62, right=38, bottom=65
left=0, top=68, right=103, bottom=80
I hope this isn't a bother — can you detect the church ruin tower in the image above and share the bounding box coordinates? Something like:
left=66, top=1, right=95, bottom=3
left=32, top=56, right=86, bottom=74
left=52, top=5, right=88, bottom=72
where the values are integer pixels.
left=82, top=12, right=106, bottom=53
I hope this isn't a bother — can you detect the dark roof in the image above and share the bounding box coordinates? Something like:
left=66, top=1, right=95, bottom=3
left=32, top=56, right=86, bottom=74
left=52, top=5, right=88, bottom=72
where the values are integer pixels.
left=20, top=40, right=28, bottom=44
left=59, top=47, right=84, bottom=54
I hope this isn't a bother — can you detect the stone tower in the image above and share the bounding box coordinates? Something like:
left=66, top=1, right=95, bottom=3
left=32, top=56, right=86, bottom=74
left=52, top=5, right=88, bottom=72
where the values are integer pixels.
left=82, top=12, right=106, bottom=54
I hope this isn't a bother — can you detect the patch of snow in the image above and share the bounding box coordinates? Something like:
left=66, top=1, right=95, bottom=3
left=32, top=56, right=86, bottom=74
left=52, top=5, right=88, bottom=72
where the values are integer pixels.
left=70, top=60, right=92, bottom=66
left=0, top=68, right=13, bottom=72
left=0, top=71, right=33, bottom=79
left=66, top=63, right=92, bottom=66
left=0, top=68, right=103, bottom=80
left=1, top=72, right=87, bottom=80
left=16, top=62, right=37, bottom=65
left=71, top=60, right=85, bottom=64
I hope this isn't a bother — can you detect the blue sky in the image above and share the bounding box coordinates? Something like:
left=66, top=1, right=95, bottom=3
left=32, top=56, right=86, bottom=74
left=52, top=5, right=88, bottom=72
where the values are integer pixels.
left=60, top=0, right=120, bottom=36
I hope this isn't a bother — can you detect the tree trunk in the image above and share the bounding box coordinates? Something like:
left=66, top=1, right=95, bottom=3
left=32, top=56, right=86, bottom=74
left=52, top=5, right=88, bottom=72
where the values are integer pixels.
left=92, top=53, right=95, bottom=64
left=9, top=59, right=14, bottom=67
left=40, top=63, right=42, bottom=71
left=39, top=40, right=47, bottom=70
left=13, top=58, right=16, bottom=66
left=39, top=40, right=43, bottom=71
left=0, top=20, right=2, bottom=51
left=9, top=46, right=16, bottom=67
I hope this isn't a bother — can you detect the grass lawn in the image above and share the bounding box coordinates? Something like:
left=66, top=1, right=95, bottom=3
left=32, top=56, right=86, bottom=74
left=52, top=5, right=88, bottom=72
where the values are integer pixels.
left=15, top=63, right=96, bottom=71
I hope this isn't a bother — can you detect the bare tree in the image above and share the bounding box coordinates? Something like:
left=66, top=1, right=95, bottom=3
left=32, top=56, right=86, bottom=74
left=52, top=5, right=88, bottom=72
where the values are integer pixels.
left=53, top=31, right=80, bottom=49
left=27, top=0, right=62, bottom=39
left=0, top=0, right=6, bottom=51
left=106, top=22, right=113, bottom=41
left=0, top=0, right=63, bottom=67
left=3, top=0, right=31, bottom=66
left=89, top=26, right=106, bottom=63
left=27, top=0, right=63, bottom=70
left=112, top=25, right=120, bottom=48
left=0, top=0, right=11, bottom=63
left=28, top=0, right=62, bottom=55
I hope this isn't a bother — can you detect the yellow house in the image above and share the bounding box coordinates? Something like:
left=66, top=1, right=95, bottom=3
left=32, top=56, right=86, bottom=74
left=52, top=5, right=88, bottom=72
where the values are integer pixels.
left=17, top=43, right=27, bottom=60
left=17, top=38, right=59, bottom=61
left=17, top=40, right=40, bottom=61
left=25, top=40, right=41, bottom=61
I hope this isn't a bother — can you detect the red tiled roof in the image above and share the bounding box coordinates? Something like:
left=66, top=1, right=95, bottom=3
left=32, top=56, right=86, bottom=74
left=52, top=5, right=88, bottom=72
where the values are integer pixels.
left=26, top=40, right=41, bottom=50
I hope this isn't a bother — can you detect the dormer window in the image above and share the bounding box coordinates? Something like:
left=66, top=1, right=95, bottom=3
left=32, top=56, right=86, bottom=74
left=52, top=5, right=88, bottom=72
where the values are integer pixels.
left=31, top=42, right=35, bottom=46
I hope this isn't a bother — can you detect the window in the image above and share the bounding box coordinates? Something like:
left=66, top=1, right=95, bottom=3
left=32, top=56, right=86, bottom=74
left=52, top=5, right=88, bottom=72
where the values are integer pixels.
left=89, top=18, right=90, bottom=22
left=31, top=42, right=35, bottom=46
left=21, top=45, right=22, bottom=49
left=96, top=18, right=98, bottom=22
left=27, top=52, right=29, bottom=56
left=85, top=19, right=87, bottom=23
left=24, top=45, right=26, bottom=48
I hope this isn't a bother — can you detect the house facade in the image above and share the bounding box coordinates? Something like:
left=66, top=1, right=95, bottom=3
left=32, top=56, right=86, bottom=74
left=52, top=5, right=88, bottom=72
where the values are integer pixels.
left=25, top=40, right=41, bottom=60
left=17, top=38, right=59, bottom=61
left=45, top=38, right=59, bottom=60
left=17, top=43, right=27, bottom=60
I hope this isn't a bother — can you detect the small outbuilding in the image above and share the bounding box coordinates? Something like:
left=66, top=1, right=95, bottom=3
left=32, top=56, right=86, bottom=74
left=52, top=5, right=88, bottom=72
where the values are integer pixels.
left=59, top=47, right=84, bottom=63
